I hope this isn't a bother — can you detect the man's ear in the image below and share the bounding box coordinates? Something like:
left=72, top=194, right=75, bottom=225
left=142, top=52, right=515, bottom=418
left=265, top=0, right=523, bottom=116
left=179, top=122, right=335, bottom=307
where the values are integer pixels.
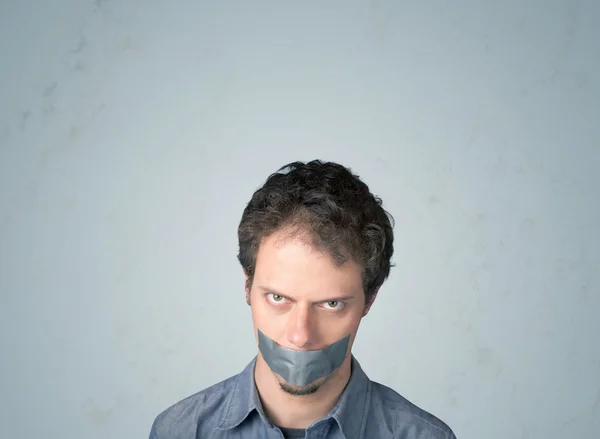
left=244, top=271, right=251, bottom=306
left=363, top=288, right=379, bottom=317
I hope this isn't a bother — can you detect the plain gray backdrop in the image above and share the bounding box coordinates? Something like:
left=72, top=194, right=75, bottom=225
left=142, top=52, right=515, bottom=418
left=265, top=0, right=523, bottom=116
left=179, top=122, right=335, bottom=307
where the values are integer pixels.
left=1, top=1, right=599, bottom=438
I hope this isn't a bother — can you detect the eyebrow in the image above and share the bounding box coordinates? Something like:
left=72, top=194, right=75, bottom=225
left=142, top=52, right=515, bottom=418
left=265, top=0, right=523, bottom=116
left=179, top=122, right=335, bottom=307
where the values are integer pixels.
left=257, top=285, right=356, bottom=302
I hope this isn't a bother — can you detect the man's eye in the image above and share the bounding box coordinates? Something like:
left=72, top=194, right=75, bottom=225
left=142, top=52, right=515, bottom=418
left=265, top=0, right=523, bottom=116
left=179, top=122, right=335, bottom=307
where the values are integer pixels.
left=321, top=301, right=345, bottom=311
left=267, top=293, right=286, bottom=304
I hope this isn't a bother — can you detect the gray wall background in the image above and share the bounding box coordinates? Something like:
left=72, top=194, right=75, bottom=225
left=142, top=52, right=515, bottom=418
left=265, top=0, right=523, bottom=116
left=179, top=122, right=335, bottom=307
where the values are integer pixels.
left=1, top=1, right=599, bottom=438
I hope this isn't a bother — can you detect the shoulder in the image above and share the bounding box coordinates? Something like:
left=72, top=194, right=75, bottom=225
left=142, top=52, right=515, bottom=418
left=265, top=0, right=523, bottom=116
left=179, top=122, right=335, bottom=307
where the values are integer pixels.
left=369, top=380, right=456, bottom=438
left=149, top=374, right=238, bottom=439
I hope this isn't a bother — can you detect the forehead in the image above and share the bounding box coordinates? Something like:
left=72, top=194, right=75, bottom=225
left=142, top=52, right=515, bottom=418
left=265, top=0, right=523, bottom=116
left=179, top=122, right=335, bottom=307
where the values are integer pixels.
left=253, top=231, right=363, bottom=299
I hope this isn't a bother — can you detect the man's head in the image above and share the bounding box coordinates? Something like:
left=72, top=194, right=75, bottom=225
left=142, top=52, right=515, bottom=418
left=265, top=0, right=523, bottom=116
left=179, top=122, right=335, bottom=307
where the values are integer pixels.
left=237, top=160, right=394, bottom=395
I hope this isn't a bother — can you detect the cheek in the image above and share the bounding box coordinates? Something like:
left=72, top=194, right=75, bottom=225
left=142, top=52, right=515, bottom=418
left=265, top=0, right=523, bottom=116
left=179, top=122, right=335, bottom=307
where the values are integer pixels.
left=336, top=312, right=362, bottom=340
left=320, top=310, right=362, bottom=341
left=342, top=319, right=361, bottom=340
left=250, top=294, right=276, bottom=329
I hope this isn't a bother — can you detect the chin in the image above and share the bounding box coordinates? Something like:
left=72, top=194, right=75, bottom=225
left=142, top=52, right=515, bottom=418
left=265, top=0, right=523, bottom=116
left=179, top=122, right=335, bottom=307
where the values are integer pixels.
left=279, top=381, right=321, bottom=396
left=277, top=375, right=331, bottom=396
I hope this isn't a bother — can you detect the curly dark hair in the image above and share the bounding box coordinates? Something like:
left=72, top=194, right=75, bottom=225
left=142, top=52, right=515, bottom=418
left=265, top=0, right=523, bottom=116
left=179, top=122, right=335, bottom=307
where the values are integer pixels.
left=237, top=160, right=394, bottom=303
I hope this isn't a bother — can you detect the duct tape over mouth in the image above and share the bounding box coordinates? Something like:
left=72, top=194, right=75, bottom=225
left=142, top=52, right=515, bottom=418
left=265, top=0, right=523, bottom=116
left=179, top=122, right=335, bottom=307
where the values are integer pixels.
left=257, top=329, right=350, bottom=387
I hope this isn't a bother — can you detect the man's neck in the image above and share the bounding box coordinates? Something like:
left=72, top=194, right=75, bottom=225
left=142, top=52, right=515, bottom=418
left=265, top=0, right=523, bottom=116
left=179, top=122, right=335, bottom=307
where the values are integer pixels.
left=254, top=355, right=352, bottom=429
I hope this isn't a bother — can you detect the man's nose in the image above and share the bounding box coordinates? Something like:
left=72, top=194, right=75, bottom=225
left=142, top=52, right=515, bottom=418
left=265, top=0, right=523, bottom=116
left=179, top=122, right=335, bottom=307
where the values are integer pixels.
left=286, top=305, right=314, bottom=349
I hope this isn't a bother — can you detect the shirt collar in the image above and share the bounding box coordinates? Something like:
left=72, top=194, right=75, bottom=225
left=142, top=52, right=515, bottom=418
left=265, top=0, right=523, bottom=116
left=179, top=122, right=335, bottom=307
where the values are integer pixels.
left=328, top=356, right=372, bottom=439
left=217, top=355, right=372, bottom=439
left=216, top=357, right=264, bottom=430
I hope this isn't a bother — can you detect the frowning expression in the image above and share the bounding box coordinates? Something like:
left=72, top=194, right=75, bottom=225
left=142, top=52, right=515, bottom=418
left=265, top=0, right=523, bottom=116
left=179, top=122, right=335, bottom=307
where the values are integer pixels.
left=246, top=230, right=372, bottom=393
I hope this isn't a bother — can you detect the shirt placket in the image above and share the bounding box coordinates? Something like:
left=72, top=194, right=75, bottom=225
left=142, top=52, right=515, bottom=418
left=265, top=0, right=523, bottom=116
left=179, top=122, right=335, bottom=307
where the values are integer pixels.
left=305, top=419, right=337, bottom=439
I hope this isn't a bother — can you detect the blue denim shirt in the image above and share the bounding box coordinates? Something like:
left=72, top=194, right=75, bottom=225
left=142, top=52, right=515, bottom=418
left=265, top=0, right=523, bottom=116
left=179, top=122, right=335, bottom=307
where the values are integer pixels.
left=149, top=356, right=456, bottom=439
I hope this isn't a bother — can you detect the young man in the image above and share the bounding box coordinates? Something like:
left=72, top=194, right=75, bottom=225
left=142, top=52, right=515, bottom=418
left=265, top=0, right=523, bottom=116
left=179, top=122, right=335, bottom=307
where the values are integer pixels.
left=149, top=160, right=457, bottom=438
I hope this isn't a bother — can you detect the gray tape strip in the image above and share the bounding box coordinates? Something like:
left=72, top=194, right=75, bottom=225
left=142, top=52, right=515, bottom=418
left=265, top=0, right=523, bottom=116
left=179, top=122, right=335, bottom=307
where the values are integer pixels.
left=258, top=329, right=350, bottom=386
